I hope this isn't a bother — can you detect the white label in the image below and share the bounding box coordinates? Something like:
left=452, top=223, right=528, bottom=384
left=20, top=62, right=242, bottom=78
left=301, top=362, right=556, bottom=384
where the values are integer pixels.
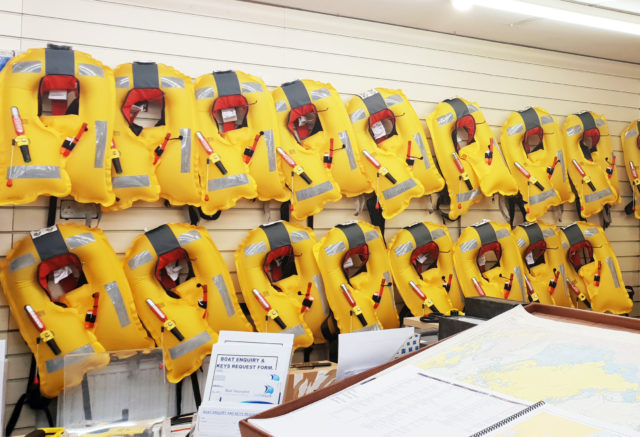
left=477, top=254, right=486, bottom=267
left=53, top=266, right=73, bottom=284
left=417, top=253, right=428, bottom=264
left=221, top=107, right=237, bottom=122
left=525, top=251, right=535, bottom=266
left=165, top=261, right=183, bottom=281
left=132, top=102, right=148, bottom=113
left=298, top=115, right=308, bottom=126
left=343, top=257, right=354, bottom=269
left=48, top=90, right=68, bottom=100
left=371, top=121, right=386, bottom=139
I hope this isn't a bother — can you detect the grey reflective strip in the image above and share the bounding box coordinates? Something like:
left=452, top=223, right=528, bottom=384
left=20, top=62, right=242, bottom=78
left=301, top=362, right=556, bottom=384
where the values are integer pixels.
left=45, top=344, right=96, bottom=373
left=282, top=324, right=306, bottom=338
left=413, top=133, right=431, bottom=169
left=383, top=179, right=417, bottom=200
left=625, top=129, right=638, bottom=139
left=540, top=115, right=554, bottom=125
left=596, top=118, right=605, bottom=127
left=365, top=230, right=379, bottom=242
left=558, top=264, right=568, bottom=297
left=394, top=241, right=414, bottom=257
left=169, top=331, right=212, bottom=360
left=324, top=241, right=346, bottom=256
left=275, top=100, right=288, bottom=113
left=354, top=323, right=381, bottom=333
left=468, top=104, right=479, bottom=113
left=383, top=271, right=396, bottom=309
left=78, top=63, right=104, bottom=77
left=338, top=131, right=357, bottom=170
left=431, top=229, right=445, bottom=240
left=7, top=165, right=61, bottom=179
left=349, top=109, right=366, bottom=123
left=310, top=88, right=330, bottom=101
left=456, top=188, right=481, bottom=203
left=128, top=250, right=153, bottom=269
left=264, top=130, right=276, bottom=172
left=115, top=76, right=130, bottom=88
left=584, top=187, right=612, bottom=203
left=566, top=125, right=582, bottom=136
left=384, top=94, right=403, bottom=107
left=542, top=228, right=555, bottom=239
left=583, top=227, right=599, bottom=238
left=290, top=231, right=309, bottom=242
left=244, top=241, right=267, bottom=257
left=160, top=76, right=185, bottom=88
left=517, top=238, right=526, bottom=248
left=562, top=241, right=569, bottom=250
left=195, top=87, right=214, bottom=100
left=213, top=274, right=235, bottom=317
left=177, top=230, right=201, bottom=246
left=94, top=121, right=108, bottom=168
left=460, top=239, right=478, bottom=253
left=9, top=253, right=37, bottom=272
left=208, top=173, right=250, bottom=191
left=312, top=274, right=329, bottom=315
left=495, top=229, right=509, bottom=240
left=507, top=124, right=524, bottom=136
left=180, top=128, right=191, bottom=173
left=296, top=180, right=334, bottom=202
left=513, top=266, right=525, bottom=299
left=105, top=281, right=131, bottom=327
left=65, top=232, right=95, bottom=249
left=557, top=151, right=566, bottom=182
left=605, top=257, right=620, bottom=288
left=437, top=112, right=454, bottom=126
left=241, top=82, right=263, bottom=94
left=529, top=189, right=558, bottom=205
left=112, top=175, right=151, bottom=188
left=12, top=61, right=41, bottom=73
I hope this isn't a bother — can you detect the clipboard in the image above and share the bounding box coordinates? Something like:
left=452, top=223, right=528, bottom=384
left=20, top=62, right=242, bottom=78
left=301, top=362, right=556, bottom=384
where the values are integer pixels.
left=239, top=304, right=640, bottom=437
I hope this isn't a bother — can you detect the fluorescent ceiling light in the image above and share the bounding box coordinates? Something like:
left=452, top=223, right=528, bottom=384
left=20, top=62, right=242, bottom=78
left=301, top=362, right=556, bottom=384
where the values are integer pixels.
left=460, top=0, right=640, bottom=36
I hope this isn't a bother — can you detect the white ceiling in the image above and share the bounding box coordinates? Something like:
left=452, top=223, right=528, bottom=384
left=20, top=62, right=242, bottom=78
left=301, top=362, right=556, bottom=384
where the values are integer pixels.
left=249, top=0, right=640, bottom=64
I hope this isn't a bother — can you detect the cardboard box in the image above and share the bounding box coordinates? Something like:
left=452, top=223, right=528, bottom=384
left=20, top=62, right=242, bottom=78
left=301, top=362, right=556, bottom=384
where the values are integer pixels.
left=284, top=362, right=337, bottom=403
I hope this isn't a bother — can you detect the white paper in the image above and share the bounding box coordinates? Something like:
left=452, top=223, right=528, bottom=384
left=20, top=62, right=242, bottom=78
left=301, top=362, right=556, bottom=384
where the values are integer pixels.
left=49, top=89, right=68, bottom=100
left=371, top=121, right=386, bottom=139
left=337, top=327, right=413, bottom=381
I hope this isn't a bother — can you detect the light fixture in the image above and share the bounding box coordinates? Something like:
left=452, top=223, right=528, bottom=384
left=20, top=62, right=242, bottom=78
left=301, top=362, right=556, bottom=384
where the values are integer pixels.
left=451, top=0, right=473, bottom=12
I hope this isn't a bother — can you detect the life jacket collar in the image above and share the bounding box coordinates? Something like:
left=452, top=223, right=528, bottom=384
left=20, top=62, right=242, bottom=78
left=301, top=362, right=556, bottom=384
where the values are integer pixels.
left=212, top=71, right=248, bottom=133
left=261, top=222, right=297, bottom=284
left=282, top=80, right=322, bottom=143
left=336, top=223, right=370, bottom=283
left=405, top=222, right=438, bottom=276
left=359, top=90, right=396, bottom=144
left=446, top=98, right=476, bottom=150
left=122, top=62, right=166, bottom=136
left=473, top=222, right=501, bottom=273
left=519, top=108, right=544, bottom=154
left=145, top=225, right=194, bottom=294
left=562, top=223, right=594, bottom=271
left=577, top=112, right=600, bottom=160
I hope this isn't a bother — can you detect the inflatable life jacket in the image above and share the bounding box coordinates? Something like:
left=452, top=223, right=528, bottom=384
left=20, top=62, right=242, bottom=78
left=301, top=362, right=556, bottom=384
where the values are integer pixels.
left=388, top=222, right=463, bottom=318
left=347, top=90, right=427, bottom=219
left=620, top=120, right=640, bottom=218
left=235, top=221, right=326, bottom=348
left=315, top=221, right=400, bottom=333
left=111, top=62, right=201, bottom=210
left=452, top=221, right=530, bottom=302
left=123, top=224, right=246, bottom=382
left=559, top=222, right=632, bottom=314
left=563, top=111, right=619, bottom=219
left=0, top=45, right=116, bottom=206
left=513, top=222, right=574, bottom=307
left=194, top=70, right=288, bottom=203
left=426, top=98, right=518, bottom=220
left=501, top=107, right=574, bottom=222
left=271, top=80, right=343, bottom=220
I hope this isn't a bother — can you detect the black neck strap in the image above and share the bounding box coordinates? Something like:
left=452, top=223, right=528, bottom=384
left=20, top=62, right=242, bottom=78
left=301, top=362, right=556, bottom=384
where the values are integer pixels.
left=281, top=80, right=312, bottom=110
left=473, top=222, right=498, bottom=246
left=561, top=224, right=585, bottom=246
left=577, top=112, right=597, bottom=134
left=145, top=224, right=180, bottom=255
left=360, top=92, right=387, bottom=116
left=521, top=222, right=544, bottom=246
left=444, top=98, right=469, bottom=121
left=213, top=70, right=242, bottom=97
left=336, top=223, right=366, bottom=249
left=45, top=46, right=74, bottom=76
left=261, top=222, right=292, bottom=250
left=405, top=223, right=433, bottom=250
left=32, top=228, right=69, bottom=261
left=132, top=62, right=160, bottom=89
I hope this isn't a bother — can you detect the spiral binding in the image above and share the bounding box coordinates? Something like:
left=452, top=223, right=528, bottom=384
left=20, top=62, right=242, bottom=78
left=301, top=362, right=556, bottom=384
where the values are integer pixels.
left=469, top=400, right=546, bottom=437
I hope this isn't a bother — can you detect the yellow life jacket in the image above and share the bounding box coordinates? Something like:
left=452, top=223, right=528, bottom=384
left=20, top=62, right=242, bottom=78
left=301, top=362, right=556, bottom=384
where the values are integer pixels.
left=452, top=221, right=529, bottom=302
left=513, top=221, right=575, bottom=307
left=388, top=222, right=463, bottom=317
left=0, top=46, right=116, bottom=206
left=563, top=111, right=619, bottom=218
left=123, top=223, right=235, bottom=382
left=194, top=71, right=288, bottom=203
left=235, top=221, right=324, bottom=348
left=426, top=98, right=518, bottom=220
left=559, top=222, right=632, bottom=314
left=272, top=79, right=371, bottom=198
left=271, top=80, right=343, bottom=220
left=347, top=90, right=426, bottom=219
left=111, top=62, right=201, bottom=210
left=501, top=107, right=574, bottom=221
left=315, top=221, right=400, bottom=333
left=620, top=120, right=640, bottom=218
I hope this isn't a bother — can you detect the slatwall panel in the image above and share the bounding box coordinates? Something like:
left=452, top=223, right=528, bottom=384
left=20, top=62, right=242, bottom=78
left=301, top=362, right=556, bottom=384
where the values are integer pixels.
left=1, top=0, right=639, bottom=432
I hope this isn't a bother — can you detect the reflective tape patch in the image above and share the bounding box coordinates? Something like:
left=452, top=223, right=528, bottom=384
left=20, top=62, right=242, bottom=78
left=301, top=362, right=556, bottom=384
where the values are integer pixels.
left=310, top=88, right=330, bottom=101
left=78, top=63, right=104, bottom=77
left=437, top=112, right=454, bottom=126
left=584, top=187, right=612, bottom=204
left=605, top=257, right=620, bottom=288
left=596, top=118, right=605, bottom=127
left=349, top=109, right=366, bottom=123
left=161, top=76, right=185, bottom=88
left=105, top=281, right=131, bottom=327
left=241, top=82, right=263, bottom=94
left=169, top=331, right=212, bottom=360
left=112, top=175, right=151, bottom=188
left=562, top=241, right=569, bottom=250
left=94, top=121, right=108, bottom=168
left=180, top=128, right=191, bottom=173
left=431, top=229, right=446, bottom=240
left=413, top=133, right=431, bottom=169
left=625, top=129, right=638, bottom=139
left=467, top=104, right=479, bottom=113
left=282, top=324, right=306, bottom=338
left=195, top=87, right=214, bottom=100
left=542, top=228, right=555, bottom=239
left=115, top=76, right=130, bottom=88
left=9, top=253, right=36, bottom=272
left=495, top=229, right=509, bottom=240
left=583, top=227, right=599, bottom=238
left=338, top=131, right=357, bottom=170
left=365, top=230, right=379, bottom=242
left=394, top=241, right=414, bottom=257
left=517, top=238, right=526, bottom=248
left=557, top=150, right=566, bottom=182
left=354, top=323, right=381, bottom=333
left=507, top=124, right=524, bottom=136
left=128, top=250, right=153, bottom=269
left=312, top=274, right=329, bottom=315
left=178, top=230, right=201, bottom=246
left=540, top=115, right=554, bottom=125
left=264, top=129, right=276, bottom=172
left=324, top=241, right=346, bottom=257
left=566, top=125, right=582, bottom=136
left=290, top=231, right=310, bottom=242
left=275, top=100, right=288, bottom=113
left=65, top=233, right=96, bottom=249
left=244, top=241, right=267, bottom=257
left=456, top=188, right=481, bottom=203
left=46, top=344, right=96, bottom=373
left=514, top=266, right=525, bottom=299
left=383, top=179, right=417, bottom=200
left=7, top=165, right=61, bottom=179
left=558, top=264, right=568, bottom=297
left=529, top=189, right=558, bottom=205
left=12, top=61, right=41, bottom=73
left=383, top=271, right=396, bottom=309
left=460, top=239, right=478, bottom=253
left=208, top=174, right=250, bottom=191
left=296, top=180, right=334, bottom=202
left=213, top=274, right=235, bottom=317
left=384, top=94, right=403, bottom=107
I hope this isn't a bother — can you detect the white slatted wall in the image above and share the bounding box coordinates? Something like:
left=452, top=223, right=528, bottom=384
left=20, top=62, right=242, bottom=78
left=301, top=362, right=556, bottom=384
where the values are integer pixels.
left=0, top=0, right=639, bottom=432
